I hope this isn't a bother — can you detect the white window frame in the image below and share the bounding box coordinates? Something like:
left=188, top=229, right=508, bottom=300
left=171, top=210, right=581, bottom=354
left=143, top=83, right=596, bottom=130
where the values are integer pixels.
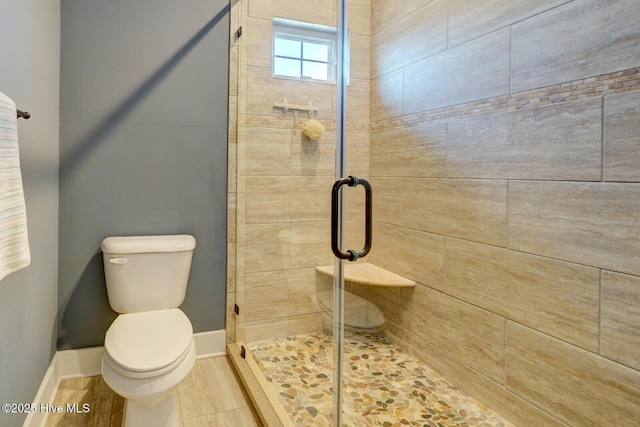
left=272, top=18, right=337, bottom=83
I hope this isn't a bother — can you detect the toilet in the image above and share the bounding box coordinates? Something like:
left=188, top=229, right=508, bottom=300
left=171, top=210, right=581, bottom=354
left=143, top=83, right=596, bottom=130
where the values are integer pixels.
left=100, top=234, right=197, bottom=427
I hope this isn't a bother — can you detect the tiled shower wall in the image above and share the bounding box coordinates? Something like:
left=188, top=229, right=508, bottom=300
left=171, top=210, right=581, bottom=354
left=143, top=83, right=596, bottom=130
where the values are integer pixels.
left=231, top=0, right=373, bottom=343
left=229, top=0, right=640, bottom=425
left=367, top=0, right=640, bottom=426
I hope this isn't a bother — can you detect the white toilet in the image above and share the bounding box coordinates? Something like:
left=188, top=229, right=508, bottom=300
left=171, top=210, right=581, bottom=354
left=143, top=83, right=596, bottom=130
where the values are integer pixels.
left=100, top=234, right=197, bottom=427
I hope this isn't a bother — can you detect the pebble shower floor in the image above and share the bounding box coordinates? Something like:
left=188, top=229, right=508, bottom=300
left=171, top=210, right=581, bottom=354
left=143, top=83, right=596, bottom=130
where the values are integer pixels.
left=249, top=331, right=513, bottom=427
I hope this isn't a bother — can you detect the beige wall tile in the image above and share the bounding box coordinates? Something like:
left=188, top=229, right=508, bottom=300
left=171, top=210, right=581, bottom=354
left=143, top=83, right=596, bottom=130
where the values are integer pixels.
left=369, top=222, right=445, bottom=291
left=376, top=287, right=425, bottom=340
left=383, top=319, right=446, bottom=374
left=604, top=90, right=640, bottom=182
left=403, top=28, right=510, bottom=113
left=343, top=177, right=367, bottom=222
left=346, top=77, right=371, bottom=124
left=349, top=33, right=371, bottom=80
left=235, top=317, right=246, bottom=343
left=372, top=0, right=447, bottom=77
left=371, top=68, right=403, bottom=122
left=246, top=66, right=335, bottom=120
left=244, top=317, right=289, bottom=342
left=348, top=0, right=372, bottom=35
left=290, top=221, right=333, bottom=267
left=229, top=48, right=239, bottom=98
left=248, top=0, right=335, bottom=26
left=367, top=285, right=415, bottom=330
left=369, top=177, right=401, bottom=224
left=229, top=96, right=238, bottom=143
left=235, top=274, right=246, bottom=325
left=245, top=176, right=332, bottom=223
left=345, top=131, right=370, bottom=178
left=344, top=219, right=367, bottom=254
left=239, top=127, right=292, bottom=176
left=601, top=270, right=640, bottom=370
left=242, top=223, right=290, bottom=273
left=409, top=286, right=506, bottom=382
left=228, top=142, right=237, bottom=193
left=446, top=238, right=600, bottom=351
left=506, top=322, right=640, bottom=426
left=228, top=193, right=237, bottom=243
left=370, top=122, right=447, bottom=177
left=511, top=0, right=640, bottom=92
left=509, top=182, right=640, bottom=277
left=244, top=268, right=318, bottom=321
left=230, top=0, right=241, bottom=31
left=227, top=242, right=237, bottom=292
left=237, top=65, right=248, bottom=115
left=404, top=0, right=436, bottom=16
left=226, top=291, right=236, bottom=343
left=243, top=16, right=272, bottom=68
left=287, top=312, right=322, bottom=336
left=402, top=179, right=508, bottom=246
left=371, top=0, right=402, bottom=34
left=447, top=99, right=602, bottom=180
left=449, top=0, right=570, bottom=47
left=443, top=356, right=568, bottom=427
left=291, top=129, right=336, bottom=177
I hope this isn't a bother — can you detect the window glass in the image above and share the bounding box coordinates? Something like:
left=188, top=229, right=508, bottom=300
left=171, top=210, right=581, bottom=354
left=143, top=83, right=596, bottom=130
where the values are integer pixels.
left=302, top=61, right=329, bottom=80
left=274, top=38, right=301, bottom=58
left=303, top=41, right=329, bottom=62
left=274, top=58, right=301, bottom=78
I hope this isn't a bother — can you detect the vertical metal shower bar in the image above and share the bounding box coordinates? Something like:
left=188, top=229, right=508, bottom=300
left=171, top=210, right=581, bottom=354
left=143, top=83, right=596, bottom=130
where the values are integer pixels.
left=333, top=0, right=348, bottom=425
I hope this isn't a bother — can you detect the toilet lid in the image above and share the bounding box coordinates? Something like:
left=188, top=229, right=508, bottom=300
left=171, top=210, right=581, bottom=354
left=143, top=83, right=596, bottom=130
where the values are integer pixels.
left=104, top=309, right=193, bottom=373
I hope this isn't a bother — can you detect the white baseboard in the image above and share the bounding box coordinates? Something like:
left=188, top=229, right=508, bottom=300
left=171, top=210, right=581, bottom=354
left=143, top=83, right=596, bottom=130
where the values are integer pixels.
left=194, top=329, right=227, bottom=359
left=57, top=346, right=105, bottom=379
left=23, top=329, right=226, bottom=427
left=22, top=354, right=58, bottom=427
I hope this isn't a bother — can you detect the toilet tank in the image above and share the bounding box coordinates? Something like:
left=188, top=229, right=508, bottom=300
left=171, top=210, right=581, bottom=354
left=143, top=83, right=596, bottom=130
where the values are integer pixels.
left=101, top=235, right=196, bottom=314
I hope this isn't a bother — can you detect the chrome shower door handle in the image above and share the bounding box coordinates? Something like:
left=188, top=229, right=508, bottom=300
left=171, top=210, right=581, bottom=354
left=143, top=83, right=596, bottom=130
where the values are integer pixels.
left=331, top=175, right=372, bottom=261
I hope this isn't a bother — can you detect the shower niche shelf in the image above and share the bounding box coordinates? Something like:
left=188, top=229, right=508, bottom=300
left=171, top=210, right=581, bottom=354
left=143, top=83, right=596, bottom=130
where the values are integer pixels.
left=315, top=263, right=416, bottom=288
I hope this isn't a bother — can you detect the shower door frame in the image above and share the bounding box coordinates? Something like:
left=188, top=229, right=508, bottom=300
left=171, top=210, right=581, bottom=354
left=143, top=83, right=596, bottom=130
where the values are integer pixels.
left=331, top=0, right=348, bottom=424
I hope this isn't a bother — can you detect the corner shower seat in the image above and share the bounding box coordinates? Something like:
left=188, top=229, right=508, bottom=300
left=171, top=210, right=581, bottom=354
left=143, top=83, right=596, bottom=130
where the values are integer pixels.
left=315, top=263, right=416, bottom=288
left=315, top=263, right=415, bottom=331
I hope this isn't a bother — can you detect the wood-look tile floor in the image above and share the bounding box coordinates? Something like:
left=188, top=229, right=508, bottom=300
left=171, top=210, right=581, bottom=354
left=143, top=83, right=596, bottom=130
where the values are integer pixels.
left=45, top=356, right=261, bottom=427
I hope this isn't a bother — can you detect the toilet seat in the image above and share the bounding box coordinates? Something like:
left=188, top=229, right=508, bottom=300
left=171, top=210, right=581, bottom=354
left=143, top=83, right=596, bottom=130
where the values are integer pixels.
left=104, top=308, right=193, bottom=379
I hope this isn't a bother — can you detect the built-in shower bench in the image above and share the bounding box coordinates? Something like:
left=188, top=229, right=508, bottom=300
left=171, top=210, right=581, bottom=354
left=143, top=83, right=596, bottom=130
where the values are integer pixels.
left=315, top=263, right=416, bottom=288
left=314, top=263, right=415, bottom=331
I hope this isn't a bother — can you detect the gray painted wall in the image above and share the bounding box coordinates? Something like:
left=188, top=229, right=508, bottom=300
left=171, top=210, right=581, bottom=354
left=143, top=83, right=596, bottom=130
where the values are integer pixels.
left=58, top=0, right=229, bottom=349
left=0, top=1, right=60, bottom=426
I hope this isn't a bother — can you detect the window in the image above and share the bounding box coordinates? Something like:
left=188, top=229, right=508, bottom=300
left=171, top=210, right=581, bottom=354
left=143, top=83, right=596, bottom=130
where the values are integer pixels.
left=272, top=18, right=336, bottom=82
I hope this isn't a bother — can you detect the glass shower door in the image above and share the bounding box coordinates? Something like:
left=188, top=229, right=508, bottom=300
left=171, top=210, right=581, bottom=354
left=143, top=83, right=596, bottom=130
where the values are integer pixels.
left=332, top=1, right=371, bottom=425
left=330, top=4, right=370, bottom=423
left=232, top=0, right=367, bottom=424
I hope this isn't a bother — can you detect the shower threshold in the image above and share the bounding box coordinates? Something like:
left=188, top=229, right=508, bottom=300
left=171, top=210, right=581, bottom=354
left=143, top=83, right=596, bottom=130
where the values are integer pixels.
left=247, top=330, right=513, bottom=427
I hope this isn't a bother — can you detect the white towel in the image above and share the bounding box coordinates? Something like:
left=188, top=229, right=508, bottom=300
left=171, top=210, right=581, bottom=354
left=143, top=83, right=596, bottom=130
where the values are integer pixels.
left=0, top=92, right=30, bottom=282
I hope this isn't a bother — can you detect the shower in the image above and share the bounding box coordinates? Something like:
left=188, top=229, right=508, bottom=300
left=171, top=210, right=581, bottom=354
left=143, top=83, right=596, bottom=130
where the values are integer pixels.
left=227, top=0, right=640, bottom=426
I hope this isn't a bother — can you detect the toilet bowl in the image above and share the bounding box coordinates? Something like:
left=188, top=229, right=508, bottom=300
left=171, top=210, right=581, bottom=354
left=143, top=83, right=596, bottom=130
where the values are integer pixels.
left=100, top=235, right=197, bottom=427
left=101, top=309, right=196, bottom=426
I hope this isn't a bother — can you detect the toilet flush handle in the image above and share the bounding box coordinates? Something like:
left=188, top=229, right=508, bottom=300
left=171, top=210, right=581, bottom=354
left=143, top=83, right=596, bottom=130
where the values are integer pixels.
left=109, top=257, right=127, bottom=265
